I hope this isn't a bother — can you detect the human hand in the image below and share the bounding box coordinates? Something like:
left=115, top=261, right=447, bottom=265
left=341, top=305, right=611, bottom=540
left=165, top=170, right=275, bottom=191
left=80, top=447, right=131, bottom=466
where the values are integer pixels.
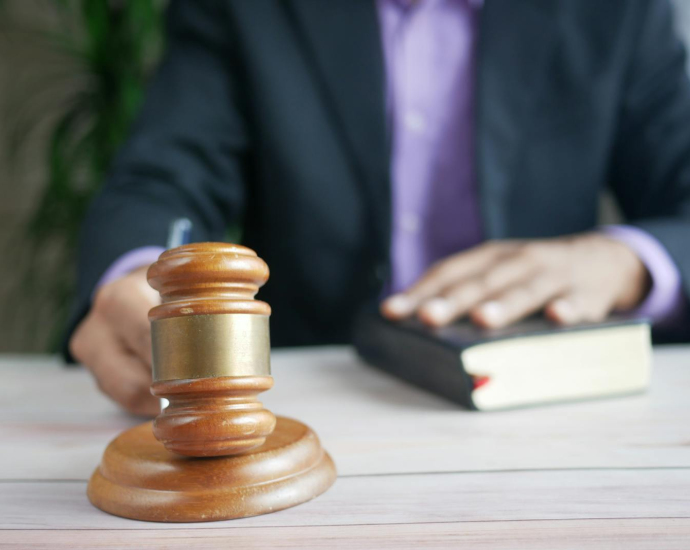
left=69, top=266, right=160, bottom=416
left=381, top=233, right=650, bottom=329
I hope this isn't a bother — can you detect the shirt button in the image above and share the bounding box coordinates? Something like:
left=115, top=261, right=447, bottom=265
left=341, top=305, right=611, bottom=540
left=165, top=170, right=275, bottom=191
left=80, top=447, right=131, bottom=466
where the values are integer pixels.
left=403, top=110, right=426, bottom=133
left=401, top=213, right=420, bottom=233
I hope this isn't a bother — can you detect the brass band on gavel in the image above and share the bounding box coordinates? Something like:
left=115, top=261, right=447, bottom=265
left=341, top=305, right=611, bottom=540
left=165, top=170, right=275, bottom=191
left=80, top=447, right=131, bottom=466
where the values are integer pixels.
left=151, top=314, right=270, bottom=381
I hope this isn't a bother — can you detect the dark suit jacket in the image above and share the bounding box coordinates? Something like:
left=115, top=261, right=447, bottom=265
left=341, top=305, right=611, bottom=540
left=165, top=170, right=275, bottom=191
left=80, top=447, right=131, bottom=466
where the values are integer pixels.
left=70, top=0, right=690, bottom=348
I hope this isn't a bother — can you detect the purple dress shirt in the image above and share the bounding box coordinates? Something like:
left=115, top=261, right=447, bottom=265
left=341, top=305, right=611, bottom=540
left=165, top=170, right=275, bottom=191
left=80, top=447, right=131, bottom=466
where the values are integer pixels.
left=379, top=0, right=484, bottom=293
left=96, top=0, right=685, bottom=326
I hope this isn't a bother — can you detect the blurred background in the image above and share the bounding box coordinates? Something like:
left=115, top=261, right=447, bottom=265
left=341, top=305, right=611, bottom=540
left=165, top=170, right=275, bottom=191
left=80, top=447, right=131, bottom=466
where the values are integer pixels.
left=1, top=0, right=690, bottom=353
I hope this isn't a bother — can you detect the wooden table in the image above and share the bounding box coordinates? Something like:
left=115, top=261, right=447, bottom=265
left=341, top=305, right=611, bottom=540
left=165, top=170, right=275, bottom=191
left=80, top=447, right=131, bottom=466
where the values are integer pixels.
left=1, top=347, right=689, bottom=549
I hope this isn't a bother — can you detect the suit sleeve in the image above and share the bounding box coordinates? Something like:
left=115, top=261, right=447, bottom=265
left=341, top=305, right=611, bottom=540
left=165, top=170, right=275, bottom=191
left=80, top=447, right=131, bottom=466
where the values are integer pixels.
left=608, top=0, right=690, bottom=339
left=65, top=0, right=248, bottom=356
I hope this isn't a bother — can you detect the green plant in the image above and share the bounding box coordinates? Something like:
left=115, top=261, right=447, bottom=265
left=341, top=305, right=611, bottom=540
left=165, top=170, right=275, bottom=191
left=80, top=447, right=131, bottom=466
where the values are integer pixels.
left=2, top=0, right=164, bottom=350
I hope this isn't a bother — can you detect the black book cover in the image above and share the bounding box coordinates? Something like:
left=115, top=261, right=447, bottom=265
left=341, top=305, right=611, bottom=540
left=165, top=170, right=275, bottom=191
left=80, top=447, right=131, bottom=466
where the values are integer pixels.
left=353, top=308, right=647, bottom=410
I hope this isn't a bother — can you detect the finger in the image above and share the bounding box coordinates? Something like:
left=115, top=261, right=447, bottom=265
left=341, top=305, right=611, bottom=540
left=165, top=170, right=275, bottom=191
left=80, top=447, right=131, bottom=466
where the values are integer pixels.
left=95, top=277, right=159, bottom=367
left=482, top=253, right=541, bottom=291
left=381, top=242, right=506, bottom=319
left=75, top=314, right=158, bottom=416
left=94, top=350, right=159, bottom=417
left=416, top=278, right=490, bottom=327
left=545, top=292, right=613, bottom=326
left=470, top=274, right=568, bottom=329
left=415, top=252, right=541, bottom=327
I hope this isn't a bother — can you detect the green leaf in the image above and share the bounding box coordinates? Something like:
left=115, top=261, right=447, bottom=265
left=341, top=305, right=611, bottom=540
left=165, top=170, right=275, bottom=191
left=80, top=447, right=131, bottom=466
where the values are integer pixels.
left=2, top=0, right=164, bottom=351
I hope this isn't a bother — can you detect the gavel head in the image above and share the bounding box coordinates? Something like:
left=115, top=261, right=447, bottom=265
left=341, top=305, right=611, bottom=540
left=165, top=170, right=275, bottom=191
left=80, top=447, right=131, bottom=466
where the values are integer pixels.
left=146, top=242, right=276, bottom=457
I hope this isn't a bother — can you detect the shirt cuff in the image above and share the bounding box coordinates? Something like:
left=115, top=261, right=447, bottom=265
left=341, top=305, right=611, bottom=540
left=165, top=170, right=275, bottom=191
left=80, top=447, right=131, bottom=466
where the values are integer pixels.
left=601, top=225, right=687, bottom=326
left=93, top=246, right=166, bottom=300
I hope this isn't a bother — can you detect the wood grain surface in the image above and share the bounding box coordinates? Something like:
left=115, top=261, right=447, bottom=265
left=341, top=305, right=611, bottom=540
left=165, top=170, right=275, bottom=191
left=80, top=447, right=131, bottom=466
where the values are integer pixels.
left=150, top=375, right=276, bottom=457
left=147, top=242, right=271, bottom=320
left=87, top=417, right=336, bottom=522
left=1, top=346, right=690, bottom=548
left=3, top=520, right=690, bottom=550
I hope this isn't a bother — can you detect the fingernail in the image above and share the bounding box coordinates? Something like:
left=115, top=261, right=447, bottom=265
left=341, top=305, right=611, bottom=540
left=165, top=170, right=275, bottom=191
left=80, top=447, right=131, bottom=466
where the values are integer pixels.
left=421, top=298, right=452, bottom=324
left=551, top=299, right=574, bottom=323
left=479, top=301, right=504, bottom=325
left=383, top=294, right=414, bottom=316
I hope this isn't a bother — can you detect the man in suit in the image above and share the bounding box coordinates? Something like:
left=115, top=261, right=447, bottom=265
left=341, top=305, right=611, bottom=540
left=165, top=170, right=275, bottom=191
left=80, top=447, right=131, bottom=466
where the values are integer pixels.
left=69, top=0, right=690, bottom=415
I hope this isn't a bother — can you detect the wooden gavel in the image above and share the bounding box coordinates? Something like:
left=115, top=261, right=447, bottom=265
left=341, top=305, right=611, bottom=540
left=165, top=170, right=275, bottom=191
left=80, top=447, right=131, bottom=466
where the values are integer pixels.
left=147, top=242, right=276, bottom=457
left=88, top=242, right=335, bottom=522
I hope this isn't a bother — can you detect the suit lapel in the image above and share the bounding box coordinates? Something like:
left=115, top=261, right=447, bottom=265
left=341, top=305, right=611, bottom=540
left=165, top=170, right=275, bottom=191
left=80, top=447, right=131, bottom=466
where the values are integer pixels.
left=476, top=0, right=558, bottom=238
left=283, top=0, right=390, bottom=257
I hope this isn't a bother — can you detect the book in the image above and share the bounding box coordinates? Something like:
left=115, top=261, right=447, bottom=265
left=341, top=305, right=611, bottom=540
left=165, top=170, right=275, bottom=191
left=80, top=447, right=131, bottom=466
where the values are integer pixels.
left=353, top=311, right=652, bottom=411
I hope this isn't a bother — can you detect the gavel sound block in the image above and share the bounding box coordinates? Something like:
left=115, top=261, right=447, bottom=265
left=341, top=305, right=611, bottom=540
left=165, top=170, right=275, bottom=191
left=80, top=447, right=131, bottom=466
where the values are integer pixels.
left=87, top=243, right=337, bottom=522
